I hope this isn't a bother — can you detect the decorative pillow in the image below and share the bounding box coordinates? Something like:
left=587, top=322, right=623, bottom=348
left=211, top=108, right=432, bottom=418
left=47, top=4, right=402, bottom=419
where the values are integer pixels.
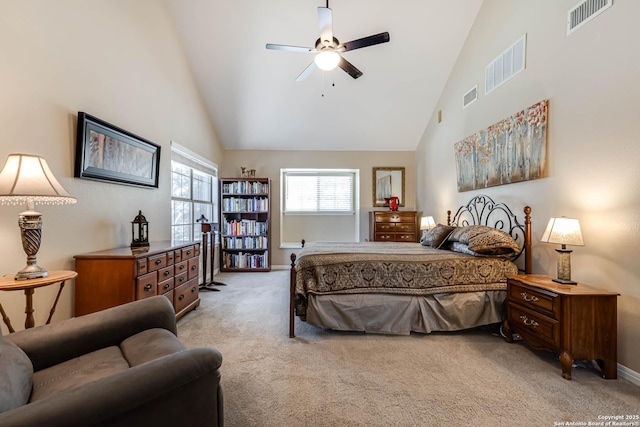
left=448, top=241, right=513, bottom=258
left=0, top=335, right=33, bottom=412
left=420, top=224, right=456, bottom=248
left=446, top=225, right=520, bottom=255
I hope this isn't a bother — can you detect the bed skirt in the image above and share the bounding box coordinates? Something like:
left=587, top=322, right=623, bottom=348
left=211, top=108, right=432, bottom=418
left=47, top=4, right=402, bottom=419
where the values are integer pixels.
left=305, top=290, right=506, bottom=335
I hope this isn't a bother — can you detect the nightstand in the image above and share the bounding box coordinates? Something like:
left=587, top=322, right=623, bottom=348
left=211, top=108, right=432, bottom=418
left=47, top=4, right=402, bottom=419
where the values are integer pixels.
left=502, top=274, right=619, bottom=380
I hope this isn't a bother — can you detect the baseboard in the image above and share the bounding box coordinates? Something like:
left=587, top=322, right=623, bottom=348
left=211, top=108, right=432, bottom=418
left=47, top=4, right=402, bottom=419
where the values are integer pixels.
left=618, top=363, right=640, bottom=386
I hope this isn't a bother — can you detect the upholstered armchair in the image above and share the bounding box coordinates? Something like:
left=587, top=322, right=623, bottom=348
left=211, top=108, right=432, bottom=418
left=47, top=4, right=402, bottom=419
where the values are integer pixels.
left=0, top=295, right=223, bottom=427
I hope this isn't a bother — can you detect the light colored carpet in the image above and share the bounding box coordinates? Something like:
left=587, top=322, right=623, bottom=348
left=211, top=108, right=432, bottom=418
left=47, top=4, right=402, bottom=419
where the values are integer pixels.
left=177, top=271, right=639, bottom=427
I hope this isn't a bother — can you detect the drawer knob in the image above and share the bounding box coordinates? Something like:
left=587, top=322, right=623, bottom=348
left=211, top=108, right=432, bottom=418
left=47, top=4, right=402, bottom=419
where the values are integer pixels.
left=155, top=259, right=162, bottom=265
left=179, top=265, right=185, bottom=270
left=191, top=287, right=196, bottom=293
left=144, top=284, right=152, bottom=291
left=164, top=271, right=170, bottom=276
left=191, top=265, right=197, bottom=271
left=519, top=315, right=539, bottom=328
left=186, top=251, right=191, bottom=255
left=164, top=283, right=170, bottom=289
left=520, top=292, right=539, bottom=302
left=179, top=294, right=185, bottom=300
left=179, top=277, right=185, bottom=283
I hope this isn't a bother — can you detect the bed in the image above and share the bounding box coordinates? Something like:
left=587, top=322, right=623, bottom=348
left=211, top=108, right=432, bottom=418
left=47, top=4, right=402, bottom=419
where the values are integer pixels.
left=288, top=195, right=532, bottom=337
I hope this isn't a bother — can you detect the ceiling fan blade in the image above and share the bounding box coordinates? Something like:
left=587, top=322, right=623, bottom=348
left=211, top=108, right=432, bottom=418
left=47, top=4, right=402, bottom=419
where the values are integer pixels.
left=318, top=7, right=333, bottom=46
left=340, top=32, right=390, bottom=52
left=295, top=62, right=317, bottom=81
left=338, top=57, right=363, bottom=79
left=266, top=43, right=314, bottom=53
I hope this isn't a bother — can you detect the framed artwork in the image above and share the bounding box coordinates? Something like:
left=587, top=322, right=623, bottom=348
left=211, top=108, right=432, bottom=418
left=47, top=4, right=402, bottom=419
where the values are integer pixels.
left=454, top=99, right=548, bottom=192
left=75, top=112, right=161, bottom=188
left=372, top=167, right=405, bottom=207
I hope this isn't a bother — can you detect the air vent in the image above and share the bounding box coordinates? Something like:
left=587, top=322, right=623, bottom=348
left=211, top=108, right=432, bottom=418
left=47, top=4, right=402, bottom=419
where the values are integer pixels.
left=567, top=0, right=612, bottom=35
left=485, top=34, right=526, bottom=95
left=463, top=86, right=478, bottom=108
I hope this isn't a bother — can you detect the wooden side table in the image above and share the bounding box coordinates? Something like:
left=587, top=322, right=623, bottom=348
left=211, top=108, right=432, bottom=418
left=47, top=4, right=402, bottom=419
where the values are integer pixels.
left=0, top=270, right=77, bottom=333
left=502, top=274, right=619, bottom=380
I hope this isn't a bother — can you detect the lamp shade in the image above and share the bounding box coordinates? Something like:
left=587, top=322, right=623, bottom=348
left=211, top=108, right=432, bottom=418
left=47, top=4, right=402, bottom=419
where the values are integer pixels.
left=314, top=50, right=340, bottom=71
left=541, top=217, right=584, bottom=246
left=0, top=154, right=76, bottom=206
left=420, top=216, right=436, bottom=230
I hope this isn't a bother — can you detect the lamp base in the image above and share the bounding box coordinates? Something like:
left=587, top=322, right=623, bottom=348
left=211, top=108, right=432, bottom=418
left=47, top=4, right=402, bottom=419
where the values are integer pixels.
left=15, top=264, right=49, bottom=281
left=552, top=277, right=577, bottom=285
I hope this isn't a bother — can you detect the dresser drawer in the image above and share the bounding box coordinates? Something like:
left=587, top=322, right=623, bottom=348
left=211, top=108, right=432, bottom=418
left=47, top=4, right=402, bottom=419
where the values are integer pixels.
left=509, top=304, right=560, bottom=348
left=187, top=257, right=200, bottom=281
left=374, top=212, right=415, bottom=223
left=182, top=245, right=196, bottom=260
left=395, top=223, right=415, bottom=233
left=396, top=233, right=417, bottom=242
left=375, top=223, right=396, bottom=232
left=158, top=277, right=174, bottom=294
left=148, top=253, right=168, bottom=272
left=175, top=271, right=188, bottom=288
left=375, top=233, right=394, bottom=241
left=508, top=282, right=560, bottom=319
left=174, top=279, right=199, bottom=314
left=136, top=272, right=158, bottom=300
left=137, top=258, right=148, bottom=275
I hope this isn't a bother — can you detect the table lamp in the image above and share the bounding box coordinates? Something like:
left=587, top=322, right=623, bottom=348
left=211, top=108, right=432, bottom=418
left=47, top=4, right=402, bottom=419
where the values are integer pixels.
left=540, top=217, right=584, bottom=284
left=420, top=216, right=436, bottom=240
left=0, top=154, right=77, bottom=280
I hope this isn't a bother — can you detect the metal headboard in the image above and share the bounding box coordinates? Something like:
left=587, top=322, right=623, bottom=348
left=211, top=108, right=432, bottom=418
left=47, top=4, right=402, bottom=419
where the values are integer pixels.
left=447, top=194, right=532, bottom=272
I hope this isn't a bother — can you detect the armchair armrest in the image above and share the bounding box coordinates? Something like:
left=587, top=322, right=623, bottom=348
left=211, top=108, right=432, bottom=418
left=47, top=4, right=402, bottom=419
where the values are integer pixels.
left=0, top=347, right=224, bottom=427
left=6, top=296, right=177, bottom=371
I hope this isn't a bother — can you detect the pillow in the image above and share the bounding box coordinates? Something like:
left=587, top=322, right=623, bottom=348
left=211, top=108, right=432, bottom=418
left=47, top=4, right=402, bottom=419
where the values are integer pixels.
left=420, top=224, right=456, bottom=248
left=446, top=225, right=520, bottom=255
left=0, top=335, right=33, bottom=412
left=448, top=241, right=513, bottom=258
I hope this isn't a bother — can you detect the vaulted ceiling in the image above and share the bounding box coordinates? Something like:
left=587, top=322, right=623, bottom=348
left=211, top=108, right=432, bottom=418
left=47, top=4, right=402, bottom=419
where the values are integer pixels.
left=164, top=0, right=483, bottom=151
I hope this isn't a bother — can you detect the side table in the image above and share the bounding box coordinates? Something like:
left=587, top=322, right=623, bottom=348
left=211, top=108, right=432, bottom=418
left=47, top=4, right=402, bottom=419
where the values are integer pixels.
left=0, top=270, right=77, bottom=333
left=502, top=274, right=619, bottom=380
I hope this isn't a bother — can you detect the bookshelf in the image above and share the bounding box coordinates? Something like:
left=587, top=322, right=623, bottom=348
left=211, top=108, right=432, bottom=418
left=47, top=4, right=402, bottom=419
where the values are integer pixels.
left=220, top=178, right=271, bottom=272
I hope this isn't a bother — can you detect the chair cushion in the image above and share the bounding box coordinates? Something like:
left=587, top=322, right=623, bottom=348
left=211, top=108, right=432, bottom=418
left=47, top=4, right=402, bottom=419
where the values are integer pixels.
left=0, top=334, right=33, bottom=413
left=30, top=346, right=129, bottom=402
left=120, top=328, right=186, bottom=367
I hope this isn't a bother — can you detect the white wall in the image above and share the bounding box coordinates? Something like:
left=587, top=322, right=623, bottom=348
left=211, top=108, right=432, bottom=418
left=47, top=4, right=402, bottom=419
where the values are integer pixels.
left=0, top=0, right=222, bottom=333
left=416, top=0, right=640, bottom=373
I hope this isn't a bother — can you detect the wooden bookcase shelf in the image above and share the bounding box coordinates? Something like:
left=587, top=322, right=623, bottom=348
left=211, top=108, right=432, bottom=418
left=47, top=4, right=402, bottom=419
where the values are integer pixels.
left=220, top=178, right=271, bottom=272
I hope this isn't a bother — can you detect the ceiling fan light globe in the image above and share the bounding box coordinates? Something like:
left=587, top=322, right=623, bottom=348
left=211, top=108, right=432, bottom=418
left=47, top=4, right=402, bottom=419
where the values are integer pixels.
left=314, top=50, right=340, bottom=71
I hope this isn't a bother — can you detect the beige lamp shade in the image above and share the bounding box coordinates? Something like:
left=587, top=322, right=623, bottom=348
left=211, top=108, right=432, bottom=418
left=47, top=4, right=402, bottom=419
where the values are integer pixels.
left=420, top=216, right=436, bottom=230
left=0, top=153, right=76, bottom=280
left=540, top=217, right=584, bottom=247
left=0, top=154, right=76, bottom=207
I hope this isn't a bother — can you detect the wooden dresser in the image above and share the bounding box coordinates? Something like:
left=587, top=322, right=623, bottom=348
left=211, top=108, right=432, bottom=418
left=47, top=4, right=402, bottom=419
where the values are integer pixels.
left=502, top=274, right=619, bottom=380
left=368, top=211, right=419, bottom=242
left=74, top=241, right=200, bottom=320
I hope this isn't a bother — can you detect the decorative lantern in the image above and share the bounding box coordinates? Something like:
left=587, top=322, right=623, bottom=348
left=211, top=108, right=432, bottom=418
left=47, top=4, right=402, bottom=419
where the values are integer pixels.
left=131, top=210, right=149, bottom=248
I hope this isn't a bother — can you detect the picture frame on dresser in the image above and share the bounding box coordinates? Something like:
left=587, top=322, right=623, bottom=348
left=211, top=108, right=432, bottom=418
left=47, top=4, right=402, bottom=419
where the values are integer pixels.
left=372, top=167, right=405, bottom=207
left=75, top=112, right=161, bottom=188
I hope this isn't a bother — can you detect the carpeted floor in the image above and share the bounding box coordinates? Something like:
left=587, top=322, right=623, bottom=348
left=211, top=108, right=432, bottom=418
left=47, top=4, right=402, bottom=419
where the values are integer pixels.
left=177, top=270, right=639, bottom=427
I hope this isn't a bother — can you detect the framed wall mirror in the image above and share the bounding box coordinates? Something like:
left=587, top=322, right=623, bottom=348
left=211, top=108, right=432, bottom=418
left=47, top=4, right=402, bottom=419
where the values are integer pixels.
left=372, top=167, right=405, bottom=207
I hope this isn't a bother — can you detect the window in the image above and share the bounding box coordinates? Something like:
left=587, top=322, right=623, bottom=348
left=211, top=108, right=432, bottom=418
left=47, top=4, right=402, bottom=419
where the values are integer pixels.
left=170, top=143, right=218, bottom=244
left=282, top=170, right=356, bottom=214
left=280, top=168, right=359, bottom=247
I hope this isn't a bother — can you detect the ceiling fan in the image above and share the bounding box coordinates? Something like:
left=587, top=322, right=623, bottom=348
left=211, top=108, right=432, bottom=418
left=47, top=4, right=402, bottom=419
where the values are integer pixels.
left=265, top=1, right=390, bottom=81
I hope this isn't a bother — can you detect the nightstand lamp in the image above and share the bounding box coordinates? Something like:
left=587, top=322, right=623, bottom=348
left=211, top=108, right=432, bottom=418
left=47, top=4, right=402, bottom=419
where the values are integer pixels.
left=0, top=154, right=76, bottom=280
left=541, top=217, right=584, bottom=284
left=420, top=216, right=436, bottom=240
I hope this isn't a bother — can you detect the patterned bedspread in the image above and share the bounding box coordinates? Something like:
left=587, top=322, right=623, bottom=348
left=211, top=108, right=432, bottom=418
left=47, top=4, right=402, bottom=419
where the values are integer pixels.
left=295, top=241, right=518, bottom=297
